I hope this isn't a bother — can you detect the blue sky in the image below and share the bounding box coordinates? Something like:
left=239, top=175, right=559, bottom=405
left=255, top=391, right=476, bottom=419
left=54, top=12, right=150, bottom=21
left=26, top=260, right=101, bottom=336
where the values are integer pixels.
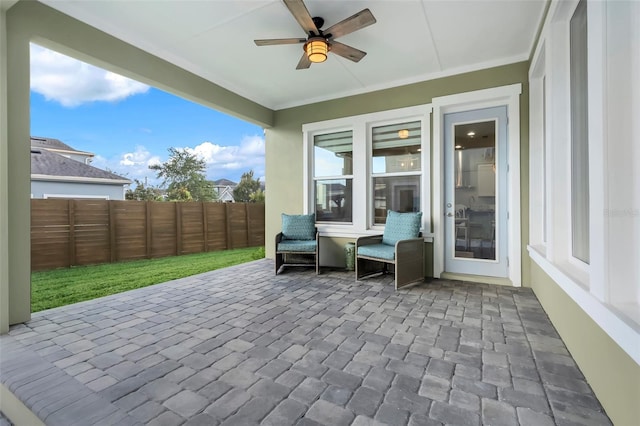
left=29, top=44, right=265, bottom=186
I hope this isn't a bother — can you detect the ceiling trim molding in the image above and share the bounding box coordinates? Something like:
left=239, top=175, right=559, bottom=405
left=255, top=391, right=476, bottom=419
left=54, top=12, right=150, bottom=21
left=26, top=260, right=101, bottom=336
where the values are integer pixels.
left=527, top=0, right=554, bottom=61
left=274, top=54, right=529, bottom=111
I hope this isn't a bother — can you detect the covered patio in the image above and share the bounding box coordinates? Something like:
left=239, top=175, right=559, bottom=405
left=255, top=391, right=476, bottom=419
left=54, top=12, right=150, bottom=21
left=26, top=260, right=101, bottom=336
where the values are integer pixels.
left=2, top=0, right=639, bottom=424
left=1, top=261, right=609, bottom=425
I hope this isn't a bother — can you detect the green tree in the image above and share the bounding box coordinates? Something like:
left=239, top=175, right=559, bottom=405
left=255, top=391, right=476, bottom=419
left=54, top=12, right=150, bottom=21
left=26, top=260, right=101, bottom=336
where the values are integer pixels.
left=233, top=170, right=263, bottom=203
left=149, top=148, right=216, bottom=202
left=167, top=186, right=193, bottom=201
left=125, top=179, right=163, bottom=201
left=249, top=188, right=265, bottom=203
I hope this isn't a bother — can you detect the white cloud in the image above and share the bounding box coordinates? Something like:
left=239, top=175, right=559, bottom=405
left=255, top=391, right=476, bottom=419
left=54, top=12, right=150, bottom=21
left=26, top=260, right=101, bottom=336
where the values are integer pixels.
left=92, top=146, right=161, bottom=186
left=91, top=137, right=265, bottom=188
left=119, top=146, right=162, bottom=168
left=183, top=135, right=265, bottom=181
left=30, top=44, right=149, bottom=107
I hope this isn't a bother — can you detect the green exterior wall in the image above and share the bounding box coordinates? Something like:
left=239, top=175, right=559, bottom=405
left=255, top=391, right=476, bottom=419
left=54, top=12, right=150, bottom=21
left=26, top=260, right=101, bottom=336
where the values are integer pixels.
left=530, top=262, right=640, bottom=425
left=6, top=2, right=31, bottom=326
left=0, top=7, right=10, bottom=333
left=266, top=61, right=530, bottom=283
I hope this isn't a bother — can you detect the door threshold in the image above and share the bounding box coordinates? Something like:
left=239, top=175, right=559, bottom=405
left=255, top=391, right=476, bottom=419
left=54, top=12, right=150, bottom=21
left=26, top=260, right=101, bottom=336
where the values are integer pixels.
left=440, top=272, right=514, bottom=287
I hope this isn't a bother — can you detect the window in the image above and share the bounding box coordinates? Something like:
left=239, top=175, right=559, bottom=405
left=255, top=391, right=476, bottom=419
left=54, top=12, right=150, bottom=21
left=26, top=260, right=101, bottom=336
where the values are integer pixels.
left=529, top=42, right=548, bottom=251
left=528, top=0, right=640, bottom=365
left=371, top=121, right=422, bottom=224
left=570, top=0, right=589, bottom=264
left=313, top=130, right=353, bottom=223
left=542, top=75, right=547, bottom=244
left=303, top=105, right=431, bottom=236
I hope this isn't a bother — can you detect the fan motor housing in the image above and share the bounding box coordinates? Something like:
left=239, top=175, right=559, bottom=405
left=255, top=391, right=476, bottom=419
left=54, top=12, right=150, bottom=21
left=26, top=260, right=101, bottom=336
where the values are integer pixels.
left=312, top=16, right=324, bottom=31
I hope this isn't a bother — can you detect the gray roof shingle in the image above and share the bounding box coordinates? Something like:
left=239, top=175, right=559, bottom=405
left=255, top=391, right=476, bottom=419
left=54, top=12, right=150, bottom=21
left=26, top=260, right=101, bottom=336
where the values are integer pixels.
left=30, top=136, right=83, bottom=153
left=213, top=178, right=237, bottom=186
left=31, top=148, right=130, bottom=182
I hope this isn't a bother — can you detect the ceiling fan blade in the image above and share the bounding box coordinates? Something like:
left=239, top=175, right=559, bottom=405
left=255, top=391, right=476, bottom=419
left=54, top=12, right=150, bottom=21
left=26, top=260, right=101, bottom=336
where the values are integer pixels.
left=283, top=0, right=318, bottom=35
left=330, top=41, right=366, bottom=62
left=324, top=9, right=376, bottom=39
left=296, top=52, right=312, bottom=70
left=254, top=38, right=306, bottom=46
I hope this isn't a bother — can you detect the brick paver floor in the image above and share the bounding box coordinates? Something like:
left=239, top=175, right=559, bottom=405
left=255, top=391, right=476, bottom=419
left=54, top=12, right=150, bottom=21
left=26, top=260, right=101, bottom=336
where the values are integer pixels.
left=0, top=259, right=611, bottom=425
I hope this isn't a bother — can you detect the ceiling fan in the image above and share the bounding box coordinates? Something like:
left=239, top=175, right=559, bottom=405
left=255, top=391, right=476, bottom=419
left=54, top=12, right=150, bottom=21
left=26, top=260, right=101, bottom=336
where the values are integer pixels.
left=254, top=0, right=377, bottom=69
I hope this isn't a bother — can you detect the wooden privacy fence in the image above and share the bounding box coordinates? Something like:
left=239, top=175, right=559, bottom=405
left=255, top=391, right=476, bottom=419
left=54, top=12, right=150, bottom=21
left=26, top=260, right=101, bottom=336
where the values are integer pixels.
left=31, top=199, right=265, bottom=271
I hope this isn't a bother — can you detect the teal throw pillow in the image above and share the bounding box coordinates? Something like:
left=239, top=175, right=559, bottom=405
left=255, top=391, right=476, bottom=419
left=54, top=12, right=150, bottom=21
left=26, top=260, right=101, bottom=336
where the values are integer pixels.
left=382, top=210, right=422, bottom=246
left=281, top=213, right=316, bottom=240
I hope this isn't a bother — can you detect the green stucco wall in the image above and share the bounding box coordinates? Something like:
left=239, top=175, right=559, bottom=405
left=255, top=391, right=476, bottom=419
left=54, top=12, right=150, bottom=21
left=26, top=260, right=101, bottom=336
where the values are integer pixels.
left=6, top=2, right=31, bottom=326
left=1, top=7, right=10, bottom=333
left=530, top=262, right=640, bottom=425
left=266, top=61, right=530, bottom=284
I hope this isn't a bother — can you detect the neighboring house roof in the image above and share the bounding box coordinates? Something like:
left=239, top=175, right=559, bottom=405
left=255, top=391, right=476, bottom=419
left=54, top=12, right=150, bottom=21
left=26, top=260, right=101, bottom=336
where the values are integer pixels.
left=213, top=178, right=236, bottom=187
left=31, top=148, right=130, bottom=184
left=212, top=179, right=237, bottom=202
left=30, top=136, right=94, bottom=158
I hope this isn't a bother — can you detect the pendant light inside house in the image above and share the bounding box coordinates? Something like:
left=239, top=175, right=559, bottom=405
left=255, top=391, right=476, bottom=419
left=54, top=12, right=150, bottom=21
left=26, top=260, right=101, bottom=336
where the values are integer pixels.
left=398, top=129, right=410, bottom=139
left=305, top=38, right=328, bottom=63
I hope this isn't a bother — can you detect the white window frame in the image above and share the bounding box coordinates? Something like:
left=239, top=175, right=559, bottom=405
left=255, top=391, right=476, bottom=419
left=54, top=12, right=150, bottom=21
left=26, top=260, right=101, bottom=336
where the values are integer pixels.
left=535, top=0, right=594, bottom=286
left=303, top=104, right=432, bottom=238
left=529, top=39, right=548, bottom=254
left=368, top=118, right=425, bottom=230
left=528, top=0, right=640, bottom=365
left=569, top=0, right=591, bottom=268
left=311, top=128, right=355, bottom=225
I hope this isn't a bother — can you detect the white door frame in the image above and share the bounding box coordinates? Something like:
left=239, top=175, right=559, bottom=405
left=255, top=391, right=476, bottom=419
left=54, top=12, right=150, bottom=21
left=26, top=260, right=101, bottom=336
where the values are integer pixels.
left=433, top=84, right=522, bottom=286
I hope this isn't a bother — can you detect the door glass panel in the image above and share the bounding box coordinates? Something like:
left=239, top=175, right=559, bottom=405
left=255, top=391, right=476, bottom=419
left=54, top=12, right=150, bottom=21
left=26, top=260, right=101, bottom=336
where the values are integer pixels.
left=453, top=121, right=496, bottom=260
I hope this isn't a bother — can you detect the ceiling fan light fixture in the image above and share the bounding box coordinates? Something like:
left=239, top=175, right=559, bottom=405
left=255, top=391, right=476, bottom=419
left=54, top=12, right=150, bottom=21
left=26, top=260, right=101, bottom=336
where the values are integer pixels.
left=305, top=38, right=328, bottom=63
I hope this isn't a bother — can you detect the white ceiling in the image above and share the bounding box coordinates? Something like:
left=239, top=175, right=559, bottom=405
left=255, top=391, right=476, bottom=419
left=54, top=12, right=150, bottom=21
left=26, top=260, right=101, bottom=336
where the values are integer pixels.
left=39, top=0, right=546, bottom=110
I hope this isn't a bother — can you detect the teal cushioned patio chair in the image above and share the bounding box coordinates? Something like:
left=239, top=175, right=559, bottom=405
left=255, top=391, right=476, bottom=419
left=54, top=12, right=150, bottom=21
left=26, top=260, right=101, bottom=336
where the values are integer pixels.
left=275, top=213, right=319, bottom=275
left=356, top=210, right=424, bottom=289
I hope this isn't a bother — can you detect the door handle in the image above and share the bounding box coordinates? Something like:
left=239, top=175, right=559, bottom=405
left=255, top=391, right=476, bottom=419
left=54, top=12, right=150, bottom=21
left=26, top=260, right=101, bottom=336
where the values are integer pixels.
left=446, top=212, right=453, bottom=217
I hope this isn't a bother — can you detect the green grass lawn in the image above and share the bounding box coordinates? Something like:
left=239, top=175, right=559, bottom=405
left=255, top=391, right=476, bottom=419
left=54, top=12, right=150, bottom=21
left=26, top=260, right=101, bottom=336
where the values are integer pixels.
left=31, top=247, right=265, bottom=312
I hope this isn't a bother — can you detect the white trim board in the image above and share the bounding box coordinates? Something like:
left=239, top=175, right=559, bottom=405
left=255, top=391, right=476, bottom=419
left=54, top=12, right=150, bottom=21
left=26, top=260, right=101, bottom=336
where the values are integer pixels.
left=43, top=194, right=109, bottom=200
left=31, top=174, right=130, bottom=185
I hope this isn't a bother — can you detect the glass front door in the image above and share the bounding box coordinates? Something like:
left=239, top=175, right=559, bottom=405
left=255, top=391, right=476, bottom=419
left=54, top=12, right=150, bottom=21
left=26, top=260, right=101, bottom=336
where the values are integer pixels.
left=444, top=106, right=508, bottom=277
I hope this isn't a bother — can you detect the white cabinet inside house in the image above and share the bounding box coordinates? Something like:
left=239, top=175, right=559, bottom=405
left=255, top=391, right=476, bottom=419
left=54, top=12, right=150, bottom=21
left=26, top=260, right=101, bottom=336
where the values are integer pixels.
left=477, top=164, right=495, bottom=197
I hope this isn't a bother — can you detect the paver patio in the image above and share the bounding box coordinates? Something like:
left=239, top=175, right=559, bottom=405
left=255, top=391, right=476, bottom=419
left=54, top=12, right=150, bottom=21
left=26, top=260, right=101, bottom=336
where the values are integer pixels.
left=0, top=259, right=610, bottom=425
